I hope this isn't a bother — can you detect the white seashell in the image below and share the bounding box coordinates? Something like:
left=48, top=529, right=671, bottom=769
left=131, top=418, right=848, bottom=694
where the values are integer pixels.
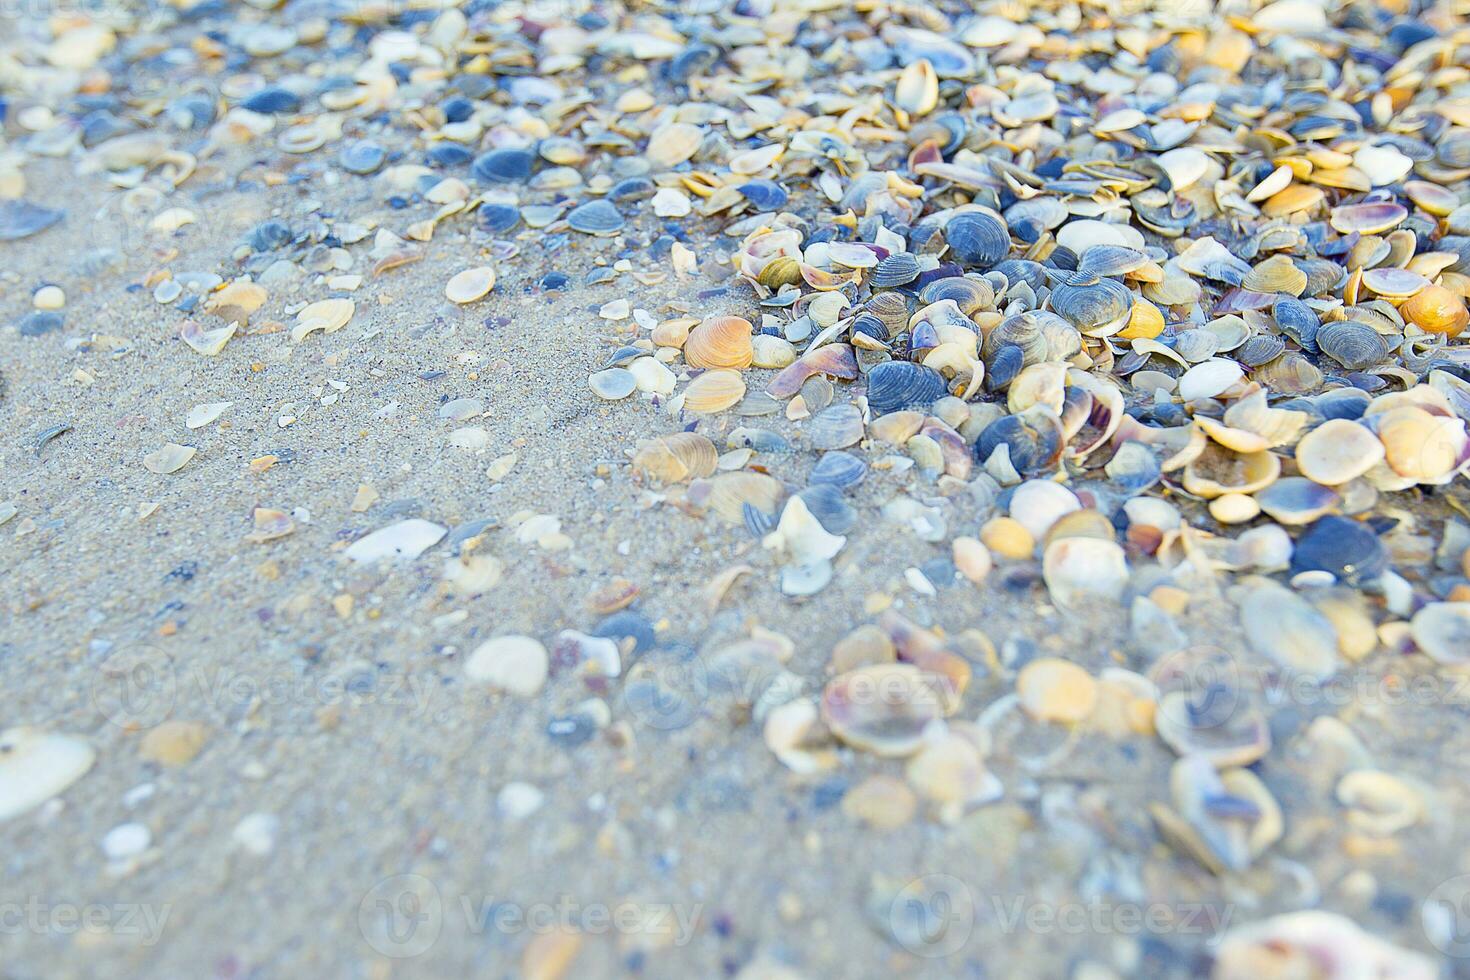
left=1042, top=537, right=1127, bottom=609
left=186, top=401, right=232, bottom=429
left=1410, top=602, right=1470, bottom=665
left=1157, top=147, right=1210, bottom=190
left=763, top=496, right=846, bottom=566
left=628, top=356, right=676, bottom=395
left=465, top=635, right=549, bottom=696
left=0, top=728, right=95, bottom=821
left=1240, top=583, right=1339, bottom=680
left=652, top=187, right=691, bottom=217
left=291, top=298, right=354, bottom=342
left=447, top=426, right=491, bottom=449
left=143, top=443, right=196, bottom=474
left=445, top=266, right=496, bottom=304
left=1177, top=358, right=1244, bottom=401
left=1007, top=480, right=1080, bottom=541
left=344, top=518, right=447, bottom=562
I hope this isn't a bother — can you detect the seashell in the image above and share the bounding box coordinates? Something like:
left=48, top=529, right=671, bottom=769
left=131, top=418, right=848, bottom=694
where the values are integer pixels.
left=345, top=519, right=447, bottom=562
left=737, top=179, right=787, bottom=210
left=1329, top=202, right=1407, bottom=235
left=797, top=484, right=856, bottom=535
left=1253, top=477, right=1342, bottom=525
left=810, top=451, right=868, bottom=490
left=1241, top=255, right=1307, bottom=295
left=1252, top=352, right=1322, bottom=395
left=820, top=664, right=959, bottom=757
left=1154, top=757, right=1282, bottom=874
left=767, top=344, right=859, bottom=398
left=807, top=404, right=865, bottom=450
left=628, top=357, right=676, bottom=395
left=1177, top=358, right=1244, bottom=401
left=1155, top=689, right=1270, bottom=769
left=471, top=147, right=535, bottom=183
left=1294, top=419, right=1384, bottom=485
left=869, top=411, right=925, bottom=445
left=751, top=335, right=797, bottom=369
left=143, top=442, right=196, bottom=474
left=681, top=370, right=747, bottom=414
left=707, top=471, right=784, bottom=524
left=1361, top=267, right=1428, bottom=300
left=870, top=253, right=921, bottom=288
left=1007, top=362, right=1067, bottom=415
left=1290, top=514, right=1388, bottom=585
left=464, top=635, right=548, bottom=697
left=1049, top=276, right=1132, bottom=337
left=1008, top=480, right=1080, bottom=541
left=633, top=432, right=718, bottom=484
left=1181, top=443, right=1280, bottom=499
left=1214, top=912, right=1434, bottom=980
left=0, top=728, right=95, bottom=821
left=866, top=361, right=948, bottom=416
left=763, top=495, right=845, bottom=566
left=291, top=298, right=354, bottom=343
left=684, top=315, right=754, bottom=369
left=1017, top=658, right=1097, bottom=723
left=1042, top=537, right=1128, bottom=609
left=1410, top=602, right=1470, bottom=666
left=1272, top=295, right=1320, bottom=352
left=975, top=408, right=1063, bottom=478
left=1336, top=769, right=1423, bottom=835
left=566, top=199, right=624, bottom=235
left=984, top=344, right=1025, bottom=392
left=1237, top=334, right=1287, bottom=367
left=445, top=266, right=496, bottom=304
left=589, top=368, right=636, bottom=400
left=1373, top=405, right=1469, bottom=482
left=1177, top=237, right=1252, bottom=285
left=1401, top=284, right=1468, bottom=337
left=919, top=275, right=993, bottom=314
left=1241, top=582, right=1340, bottom=680
left=1405, top=180, right=1458, bottom=217
left=0, top=200, right=64, bottom=241
left=1105, top=441, right=1162, bottom=493
left=1210, top=493, right=1260, bottom=524
left=894, top=58, right=939, bottom=116
left=645, top=122, right=702, bottom=169
left=944, top=211, right=1010, bottom=268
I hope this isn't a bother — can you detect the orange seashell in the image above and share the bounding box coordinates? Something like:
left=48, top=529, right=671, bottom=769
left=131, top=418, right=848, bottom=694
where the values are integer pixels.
left=1401, top=284, right=1469, bottom=337
left=684, top=315, right=754, bottom=369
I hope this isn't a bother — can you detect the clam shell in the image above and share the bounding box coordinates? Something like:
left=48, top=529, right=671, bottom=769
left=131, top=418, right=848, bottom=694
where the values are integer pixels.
left=1289, top=514, right=1388, bottom=585
left=866, top=360, right=947, bottom=416
left=565, top=199, right=624, bottom=235
left=807, top=404, right=865, bottom=450
left=820, top=664, right=959, bottom=757
left=589, top=368, right=636, bottom=400
left=1401, top=284, right=1468, bottom=337
left=1253, top=477, right=1342, bottom=525
left=291, top=298, right=354, bottom=342
left=1042, top=537, right=1127, bottom=609
left=974, top=408, right=1063, bottom=478
left=345, top=519, right=447, bottom=562
left=919, top=275, right=993, bottom=314
left=681, top=370, right=747, bottom=414
left=1049, top=276, right=1132, bottom=337
left=1373, top=405, right=1469, bottom=482
left=1155, top=690, right=1270, bottom=768
left=143, top=442, right=196, bottom=474
left=763, top=495, right=845, bottom=566
left=684, top=315, right=754, bottom=369
left=1294, top=419, right=1384, bottom=485
left=707, top=471, right=784, bottom=523
left=445, top=266, right=496, bottom=303
left=1240, top=583, right=1340, bottom=680
left=1177, top=358, right=1244, bottom=401
left=809, top=451, right=868, bottom=489
left=1181, top=444, right=1280, bottom=499
left=1272, top=295, right=1320, bottom=352
left=633, top=432, right=718, bottom=484
left=944, top=210, right=1010, bottom=268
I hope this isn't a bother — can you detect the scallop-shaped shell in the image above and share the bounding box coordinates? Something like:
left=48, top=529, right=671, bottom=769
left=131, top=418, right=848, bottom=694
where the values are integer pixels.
left=1237, top=334, right=1287, bottom=367
left=682, top=370, right=747, bottom=413
left=1295, top=419, right=1385, bottom=485
left=1042, top=537, right=1127, bottom=609
left=684, top=315, right=754, bottom=369
left=645, top=122, right=702, bottom=168
left=1272, top=295, right=1320, bottom=352
left=1401, top=284, right=1469, bottom=337
left=707, top=471, right=785, bottom=524
left=565, top=199, right=625, bottom=235
left=984, top=311, right=1066, bottom=365
left=870, top=253, right=921, bottom=288
left=1361, top=267, right=1428, bottom=300
left=1049, top=276, right=1132, bottom=337
left=757, top=255, right=802, bottom=289
left=807, top=404, right=865, bottom=450
left=866, top=291, right=914, bottom=332
left=810, top=451, right=868, bottom=489
left=866, top=360, right=948, bottom=416
left=820, top=664, right=959, bottom=757
left=944, top=211, right=1010, bottom=268
left=1077, top=244, right=1148, bottom=279
left=1318, top=320, right=1391, bottom=371
left=1241, top=255, right=1307, bottom=295
left=1181, top=444, right=1281, bottom=499
left=919, top=274, right=994, bottom=314
left=632, top=432, right=718, bottom=484
left=1252, top=352, right=1322, bottom=395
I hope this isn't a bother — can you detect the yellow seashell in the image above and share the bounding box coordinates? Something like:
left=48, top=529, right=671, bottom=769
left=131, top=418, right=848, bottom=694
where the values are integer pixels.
left=632, top=432, right=718, bottom=484
left=1400, top=284, right=1468, bottom=337
left=681, top=369, right=747, bottom=414
left=1116, top=299, right=1165, bottom=340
